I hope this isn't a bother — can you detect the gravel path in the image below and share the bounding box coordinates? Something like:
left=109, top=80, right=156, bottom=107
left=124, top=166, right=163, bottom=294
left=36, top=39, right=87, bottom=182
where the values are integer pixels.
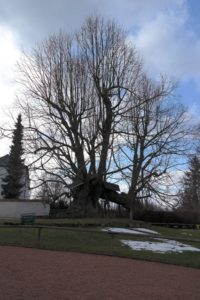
left=0, top=246, right=200, bottom=300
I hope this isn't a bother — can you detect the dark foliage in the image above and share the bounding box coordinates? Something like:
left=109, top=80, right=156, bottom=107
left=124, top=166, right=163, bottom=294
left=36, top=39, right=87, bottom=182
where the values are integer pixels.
left=2, top=114, right=25, bottom=198
left=178, top=155, right=200, bottom=222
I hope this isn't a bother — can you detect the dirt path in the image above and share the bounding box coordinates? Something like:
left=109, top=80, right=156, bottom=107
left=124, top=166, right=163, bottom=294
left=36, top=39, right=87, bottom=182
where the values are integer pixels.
left=0, top=246, right=200, bottom=300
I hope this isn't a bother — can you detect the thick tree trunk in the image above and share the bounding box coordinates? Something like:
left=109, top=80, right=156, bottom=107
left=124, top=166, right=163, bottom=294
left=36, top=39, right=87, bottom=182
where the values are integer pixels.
left=128, top=191, right=137, bottom=220
left=69, top=179, right=132, bottom=217
left=69, top=179, right=103, bottom=217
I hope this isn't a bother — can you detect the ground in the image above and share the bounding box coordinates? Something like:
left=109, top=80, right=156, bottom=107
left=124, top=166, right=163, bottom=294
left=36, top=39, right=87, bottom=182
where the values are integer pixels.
left=1, top=246, right=200, bottom=300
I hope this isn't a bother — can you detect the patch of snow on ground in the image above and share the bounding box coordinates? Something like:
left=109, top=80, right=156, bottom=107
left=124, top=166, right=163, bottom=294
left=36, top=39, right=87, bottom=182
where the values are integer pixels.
left=102, top=227, right=147, bottom=235
left=134, top=228, right=160, bottom=235
left=121, top=238, right=200, bottom=253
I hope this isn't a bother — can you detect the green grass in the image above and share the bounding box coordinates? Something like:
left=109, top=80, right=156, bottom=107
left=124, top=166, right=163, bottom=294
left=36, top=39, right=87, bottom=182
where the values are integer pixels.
left=0, top=217, right=145, bottom=227
left=0, top=225, right=200, bottom=269
left=35, top=217, right=145, bottom=227
left=113, top=232, right=200, bottom=268
left=0, top=227, right=38, bottom=247
left=150, top=225, right=200, bottom=240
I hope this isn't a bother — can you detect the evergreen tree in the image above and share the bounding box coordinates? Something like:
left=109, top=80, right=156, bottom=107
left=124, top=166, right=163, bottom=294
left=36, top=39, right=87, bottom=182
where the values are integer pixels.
left=179, top=155, right=200, bottom=221
left=2, top=114, right=24, bottom=198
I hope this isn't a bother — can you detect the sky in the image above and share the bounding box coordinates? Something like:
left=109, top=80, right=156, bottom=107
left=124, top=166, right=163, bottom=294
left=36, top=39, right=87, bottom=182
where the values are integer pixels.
left=0, top=0, right=200, bottom=155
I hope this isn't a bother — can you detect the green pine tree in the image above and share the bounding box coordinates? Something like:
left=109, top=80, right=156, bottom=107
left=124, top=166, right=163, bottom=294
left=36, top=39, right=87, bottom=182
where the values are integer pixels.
left=2, top=114, right=25, bottom=198
left=180, top=155, right=200, bottom=222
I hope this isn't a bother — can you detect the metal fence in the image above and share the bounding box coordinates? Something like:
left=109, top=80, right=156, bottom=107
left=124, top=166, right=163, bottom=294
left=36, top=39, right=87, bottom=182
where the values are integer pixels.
left=0, top=225, right=200, bottom=256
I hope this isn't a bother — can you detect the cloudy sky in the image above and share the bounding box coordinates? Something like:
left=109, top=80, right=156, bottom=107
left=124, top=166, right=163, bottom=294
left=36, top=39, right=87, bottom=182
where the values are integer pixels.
left=0, top=0, right=200, bottom=154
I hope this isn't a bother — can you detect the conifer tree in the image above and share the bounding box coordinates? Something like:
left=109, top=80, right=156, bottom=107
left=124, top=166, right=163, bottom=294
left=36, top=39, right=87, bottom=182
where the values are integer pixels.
left=2, top=114, right=24, bottom=198
left=180, top=155, right=200, bottom=221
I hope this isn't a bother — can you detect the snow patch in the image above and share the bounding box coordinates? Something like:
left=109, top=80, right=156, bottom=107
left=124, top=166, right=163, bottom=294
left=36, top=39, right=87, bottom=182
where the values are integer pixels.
left=102, top=227, right=160, bottom=235
left=102, top=227, right=147, bottom=235
left=134, top=228, right=160, bottom=235
left=121, top=238, right=200, bottom=253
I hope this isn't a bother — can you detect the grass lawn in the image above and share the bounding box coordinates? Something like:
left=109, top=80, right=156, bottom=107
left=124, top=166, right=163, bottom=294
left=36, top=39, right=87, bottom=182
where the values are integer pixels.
left=1, top=216, right=199, bottom=237
left=0, top=223, right=200, bottom=269
left=151, top=225, right=200, bottom=240
left=0, top=217, right=144, bottom=227
left=36, top=217, right=145, bottom=227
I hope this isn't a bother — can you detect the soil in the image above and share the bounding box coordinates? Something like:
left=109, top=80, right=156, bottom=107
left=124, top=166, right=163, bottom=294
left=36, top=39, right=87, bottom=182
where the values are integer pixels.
left=0, top=246, right=200, bottom=300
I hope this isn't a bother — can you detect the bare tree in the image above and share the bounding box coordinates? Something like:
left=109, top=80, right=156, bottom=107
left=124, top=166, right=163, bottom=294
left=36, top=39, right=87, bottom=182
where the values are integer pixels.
left=15, top=16, right=190, bottom=218
left=113, top=75, right=189, bottom=219
left=17, top=17, right=143, bottom=216
left=36, top=174, right=70, bottom=205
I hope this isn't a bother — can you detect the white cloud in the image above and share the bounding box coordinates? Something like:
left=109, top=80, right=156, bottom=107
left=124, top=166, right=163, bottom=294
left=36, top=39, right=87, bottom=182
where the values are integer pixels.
left=105, top=0, right=186, bottom=28
left=130, top=0, right=200, bottom=83
left=0, top=25, right=20, bottom=112
left=0, top=0, right=200, bottom=155
left=0, top=0, right=187, bottom=44
left=0, top=25, right=20, bottom=156
left=0, top=0, right=197, bottom=84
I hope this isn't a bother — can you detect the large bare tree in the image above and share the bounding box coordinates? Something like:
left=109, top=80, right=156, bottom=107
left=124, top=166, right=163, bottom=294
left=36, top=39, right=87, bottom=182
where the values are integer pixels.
left=113, top=75, right=188, bottom=219
left=16, top=16, right=188, bottom=217
left=17, top=17, right=142, bottom=215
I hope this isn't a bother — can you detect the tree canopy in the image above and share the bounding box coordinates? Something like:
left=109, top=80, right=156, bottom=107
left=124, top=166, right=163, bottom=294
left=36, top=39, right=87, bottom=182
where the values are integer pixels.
left=2, top=114, right=24, bottom=198
left=179, top=155, right=200, bottom=222
left=17, top=16, right=188, bottom=217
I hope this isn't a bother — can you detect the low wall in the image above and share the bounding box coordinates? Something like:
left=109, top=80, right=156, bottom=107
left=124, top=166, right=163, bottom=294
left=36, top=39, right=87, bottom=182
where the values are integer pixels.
left=0, top=200, right=50, bottom=218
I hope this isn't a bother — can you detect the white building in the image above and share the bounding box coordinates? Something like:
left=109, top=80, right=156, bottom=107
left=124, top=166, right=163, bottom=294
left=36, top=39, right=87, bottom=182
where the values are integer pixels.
left=0, top=199, right=50, bottom=218
left=0, top=155, right=50, bottom=218
left=0, top=155, right=30, bottom=199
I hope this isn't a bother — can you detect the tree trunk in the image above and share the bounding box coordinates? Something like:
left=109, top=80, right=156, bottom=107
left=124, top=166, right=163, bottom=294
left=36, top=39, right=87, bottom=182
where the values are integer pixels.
left=129, top=208, right=133, bottom=220
left=69, top=179, right=103, bottom=217
left=128, top=191, right=137, bottom=220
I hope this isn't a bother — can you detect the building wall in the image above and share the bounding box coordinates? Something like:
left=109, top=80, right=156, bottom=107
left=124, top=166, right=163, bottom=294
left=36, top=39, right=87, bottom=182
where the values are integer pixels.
left=0, top=200, right=50, bottom=218
left=0, top=166, right=30, bottom=199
